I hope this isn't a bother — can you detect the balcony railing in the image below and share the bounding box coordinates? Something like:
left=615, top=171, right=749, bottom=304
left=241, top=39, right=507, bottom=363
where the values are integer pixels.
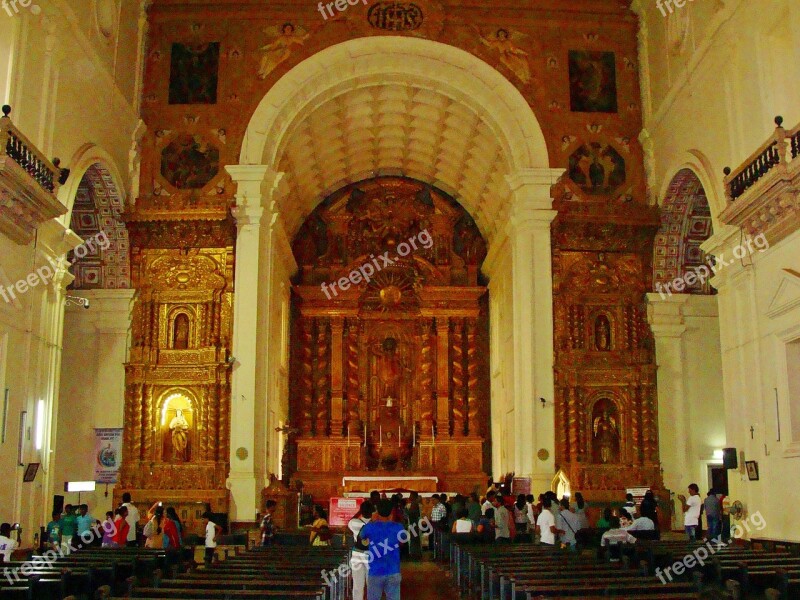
left=0, top=105, right=68, bottom=245
left=724, top=116, right=800, bottom=202
left=720, top=116, right=800, bottom=245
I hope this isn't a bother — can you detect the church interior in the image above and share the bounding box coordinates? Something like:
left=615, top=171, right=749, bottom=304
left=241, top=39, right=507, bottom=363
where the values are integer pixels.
left=1, top=0, right=799, bottom=596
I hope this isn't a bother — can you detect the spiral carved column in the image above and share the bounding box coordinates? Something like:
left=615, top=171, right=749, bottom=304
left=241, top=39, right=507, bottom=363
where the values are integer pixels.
left=345, top=319, right=361, bottom=432
left=299, top=318, right=314, bottom=435
left=465, top=317, right=479, bottom=436
left=419, top=318, right=435, bottom=435
left=451, top=318, right=466, bottom=436
left=314, top=318, right=330, bottom=436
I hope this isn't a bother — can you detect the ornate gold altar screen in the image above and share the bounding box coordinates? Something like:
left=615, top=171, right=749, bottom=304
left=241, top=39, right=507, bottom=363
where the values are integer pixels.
left=286, top=177, right=490, bottom=497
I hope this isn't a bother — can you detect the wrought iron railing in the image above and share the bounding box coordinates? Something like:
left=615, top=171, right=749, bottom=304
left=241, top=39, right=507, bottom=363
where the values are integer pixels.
left=724, top=116, right=800, bottom=202
left=0, top=105, right=63, bottom=194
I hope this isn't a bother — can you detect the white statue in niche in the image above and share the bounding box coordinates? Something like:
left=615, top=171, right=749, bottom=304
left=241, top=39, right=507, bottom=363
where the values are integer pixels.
left=169, top=409, right=190, bottom=461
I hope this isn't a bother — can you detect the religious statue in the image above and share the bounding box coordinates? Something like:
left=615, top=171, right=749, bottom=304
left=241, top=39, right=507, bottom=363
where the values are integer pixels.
left=594, top=315, right=611, bottom=351
left=169, top=409, right=190, bottom=461
left=173, top=314, right=190, bottom=349
left=473, top=27, right=532, bottom=84
left=257, top=23, right=310, bottom=79
left=374, top=337, right=407, bottom=402
left=592, top=406, right=620, bottom=464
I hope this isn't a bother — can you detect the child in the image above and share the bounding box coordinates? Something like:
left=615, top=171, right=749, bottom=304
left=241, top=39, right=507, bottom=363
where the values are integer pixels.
left=202, top=512, right=222, bottom=567
left=45, top=511, right=61, bottom=551
left=101, top=511, right=115, bottom=547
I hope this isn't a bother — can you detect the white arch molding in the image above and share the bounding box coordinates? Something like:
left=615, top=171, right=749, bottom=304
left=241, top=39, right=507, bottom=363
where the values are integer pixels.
left=226, top=36, right=561, bottom=520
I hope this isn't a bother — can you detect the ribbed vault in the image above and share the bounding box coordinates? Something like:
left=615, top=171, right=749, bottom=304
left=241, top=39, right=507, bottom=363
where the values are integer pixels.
left=241, top=36, right=551, bottom=245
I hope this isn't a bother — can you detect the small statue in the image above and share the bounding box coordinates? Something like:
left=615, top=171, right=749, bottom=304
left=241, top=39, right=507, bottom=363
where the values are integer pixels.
left=169, top=409, right=190, bottom=461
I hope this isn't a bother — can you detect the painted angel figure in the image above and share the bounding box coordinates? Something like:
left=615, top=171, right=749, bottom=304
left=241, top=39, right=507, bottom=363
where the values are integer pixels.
left=474, top=27, right=531, bottom=84
left=258, top=23, right=310, bottom=80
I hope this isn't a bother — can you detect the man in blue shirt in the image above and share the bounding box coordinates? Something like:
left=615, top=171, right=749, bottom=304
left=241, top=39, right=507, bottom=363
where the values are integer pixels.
left=76, top=504, right=99, bottom=546
left=360, top=498, right=405, bottom=600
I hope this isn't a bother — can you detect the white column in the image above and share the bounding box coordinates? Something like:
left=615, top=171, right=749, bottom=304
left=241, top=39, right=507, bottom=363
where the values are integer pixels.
left=505, top=168, right=562, bottom=491
left=646, top=293, right=690, bottom=495
left=224, top=165, right=282, bottom=522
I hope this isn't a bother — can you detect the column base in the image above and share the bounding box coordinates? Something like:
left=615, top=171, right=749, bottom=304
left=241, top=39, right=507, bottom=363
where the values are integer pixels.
left=227, top=472, right=258, bottom=522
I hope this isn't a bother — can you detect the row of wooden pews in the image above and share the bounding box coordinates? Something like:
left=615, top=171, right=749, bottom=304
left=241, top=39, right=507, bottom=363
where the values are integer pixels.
left=125, top=545, right=349, bottom=600
left=0, top=547, right=175, bottom=599
left=450, top=542, right=700, bottom=600
left=449, top=537, right=800, bottom=600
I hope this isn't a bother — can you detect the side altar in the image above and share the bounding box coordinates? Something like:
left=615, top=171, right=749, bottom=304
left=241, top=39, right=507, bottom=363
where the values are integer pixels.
left=283, top=177, right=491, bottom=499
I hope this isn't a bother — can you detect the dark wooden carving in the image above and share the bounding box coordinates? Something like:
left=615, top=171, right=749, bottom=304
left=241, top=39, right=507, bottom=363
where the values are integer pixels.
left=289, top=177, right=489, bottom=498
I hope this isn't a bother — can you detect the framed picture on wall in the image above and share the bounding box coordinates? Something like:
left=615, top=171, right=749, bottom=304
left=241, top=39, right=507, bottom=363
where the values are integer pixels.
left=23, top=462, right=39, bottom=482
left=745, top=460, right=759, bottom=481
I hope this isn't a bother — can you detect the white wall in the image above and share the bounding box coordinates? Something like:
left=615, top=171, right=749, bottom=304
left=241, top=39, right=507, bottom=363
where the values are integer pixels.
left=0, top=0, right=142, bottom=544
left=636, top=0, right=800, bottom=539
left=54, top=290, right=133, bottom=518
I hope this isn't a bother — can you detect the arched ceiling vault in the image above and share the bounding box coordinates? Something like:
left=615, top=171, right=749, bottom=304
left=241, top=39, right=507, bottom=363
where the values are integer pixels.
left=241, top=37, right=552, bottom=246
left=275, top=81, right=511, bottom=243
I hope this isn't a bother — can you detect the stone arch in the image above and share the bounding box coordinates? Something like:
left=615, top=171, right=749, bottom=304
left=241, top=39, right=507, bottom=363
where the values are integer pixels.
left=239, top=36, right=551, bottom=244
left=653, top=168, right=715, bottom=294
left=66, top=162, right=130, bottom=289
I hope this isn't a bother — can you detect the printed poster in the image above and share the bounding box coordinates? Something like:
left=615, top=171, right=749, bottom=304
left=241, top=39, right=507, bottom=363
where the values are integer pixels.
left=94, top=428, right=122, bottom=484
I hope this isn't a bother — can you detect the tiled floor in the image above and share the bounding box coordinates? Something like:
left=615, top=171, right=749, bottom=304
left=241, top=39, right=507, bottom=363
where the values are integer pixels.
left=401, top=558, right=461, bottom=599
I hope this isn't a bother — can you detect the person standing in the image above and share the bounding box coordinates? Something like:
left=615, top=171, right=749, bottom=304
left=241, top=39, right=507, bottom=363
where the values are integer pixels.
left=678, top=483, right=702, bottom=541
left=260, top=500, right=277, bottom=546
left=111, top=507, right=129, bottom=548
left=101, top=511, right=115, bottom=547
left=407, top=492, right=422, bottom=560
left=310, top=505, right=331, bottom=546
left=202, top=512, right=221, bottom=567
left=481, top=491, right=496, bottom=515
left=623, top=493, right=637, bottom=517
left=703, top=489, right=722, bottom=541
left=536, top=497, right=558, bottom=546
left=45, top=511, right=62, bottom=551
left=360, top=499, right=404, bottom=600
left=76, top=504, right=99, bottom=546
left=349, top=501, right=374, bottom=600
left=0, top=523, right=19, bottom=562
left=121, top=493, right=140, bottom=547
left=491, top=495, right=515, bottom=543
left=513, top=495, right=529, bottom=542
left=557, top=498, right=580, bottom=551
left=60, top=505, right=78, bottom=549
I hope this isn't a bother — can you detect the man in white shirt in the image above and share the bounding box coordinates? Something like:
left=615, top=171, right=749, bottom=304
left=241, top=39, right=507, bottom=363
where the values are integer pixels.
left=536, top=498, right=559, bottom=546
left=623, top=493, right=638, bottom=517
left=481, top=491, right=496, bottom=515
left=625, top=515, right=656, bottom=531
left=348, top=501, right=374, bottom=600
left=678, top=483, right=702, bottom=541
left=491, top=495, right=514, bottom=543
left=0, top=523, right=19, bottom=562
left=120, top=492, right=140, bottom=547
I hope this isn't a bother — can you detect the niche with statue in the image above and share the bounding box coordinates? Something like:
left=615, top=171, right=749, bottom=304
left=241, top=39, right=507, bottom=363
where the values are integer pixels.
left=160, top=392, right=195, bottom=462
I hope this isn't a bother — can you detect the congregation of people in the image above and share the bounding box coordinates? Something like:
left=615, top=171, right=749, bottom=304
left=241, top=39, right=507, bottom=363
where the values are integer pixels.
left=37, top=492, right=223, bottom=567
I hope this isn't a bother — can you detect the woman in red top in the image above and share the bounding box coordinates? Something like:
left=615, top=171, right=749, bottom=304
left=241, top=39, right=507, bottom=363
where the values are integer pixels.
left=112, top=507, right=130, bottom=547
left=163, top=512, right=181, bottom=549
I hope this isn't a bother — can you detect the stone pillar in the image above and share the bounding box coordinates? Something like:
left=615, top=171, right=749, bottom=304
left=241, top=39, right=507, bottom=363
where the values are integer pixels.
left=646, top=293, right=690, bottom=493
left=505, top=168, right=562, bottom=491
left=225, top=165, right=281, bottom=522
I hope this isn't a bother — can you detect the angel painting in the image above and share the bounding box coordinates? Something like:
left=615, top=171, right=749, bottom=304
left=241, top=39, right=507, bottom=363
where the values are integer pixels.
left=258, top=23, right=311, bottom=80
left=474, top=27, right=531, bottom=84
left=592, top=403, right=620, bottom=464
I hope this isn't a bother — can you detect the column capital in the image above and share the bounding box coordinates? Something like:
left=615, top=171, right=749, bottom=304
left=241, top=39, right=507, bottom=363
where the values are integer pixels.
left=646, top=293, right=689, bottom=338
left=505, top=168, right=566, bottom=193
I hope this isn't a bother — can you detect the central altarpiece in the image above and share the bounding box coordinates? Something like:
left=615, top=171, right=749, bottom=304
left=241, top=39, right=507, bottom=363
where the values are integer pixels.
left=286, top=177, right=490, bottom=498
